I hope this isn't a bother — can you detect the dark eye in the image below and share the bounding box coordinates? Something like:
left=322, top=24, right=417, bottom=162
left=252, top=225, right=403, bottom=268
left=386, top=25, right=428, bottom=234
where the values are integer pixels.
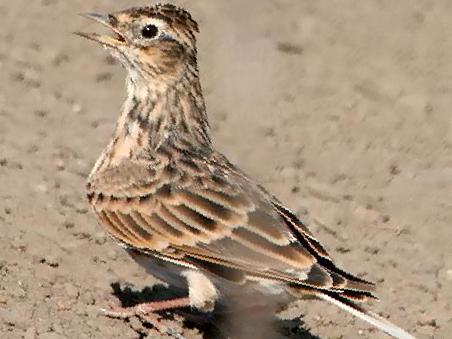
left=142, top=24, right=158, bottom=39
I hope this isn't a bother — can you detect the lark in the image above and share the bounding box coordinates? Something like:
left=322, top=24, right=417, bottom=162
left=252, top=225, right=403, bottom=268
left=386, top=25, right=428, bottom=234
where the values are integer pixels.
left=77, top=4, right=414, bottom=338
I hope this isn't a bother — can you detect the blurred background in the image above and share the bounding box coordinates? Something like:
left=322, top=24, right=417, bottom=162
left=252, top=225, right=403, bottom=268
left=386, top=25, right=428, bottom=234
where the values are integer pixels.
left=0, top=0, right=451, bottom=338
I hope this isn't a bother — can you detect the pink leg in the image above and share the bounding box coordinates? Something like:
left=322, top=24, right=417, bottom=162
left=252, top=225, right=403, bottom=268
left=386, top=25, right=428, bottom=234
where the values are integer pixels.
left=101, top=296, right=191, bottom=335
left=101, top=296, right=191, bottom=318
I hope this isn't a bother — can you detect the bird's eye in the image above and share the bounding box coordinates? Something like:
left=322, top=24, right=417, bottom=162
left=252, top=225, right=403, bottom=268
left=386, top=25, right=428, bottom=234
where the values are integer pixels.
left=141, top=24, right=159, bottom=39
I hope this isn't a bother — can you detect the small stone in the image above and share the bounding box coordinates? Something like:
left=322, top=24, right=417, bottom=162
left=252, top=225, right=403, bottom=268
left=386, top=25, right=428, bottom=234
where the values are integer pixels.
left=35, top=110, right=47, bottom=117
left=73, top=231, right=90, bottom=240
left=10, top=161, right=24, bottom=170
left=56, top=300, right=69, bottom=311
left=64, top=283, right=79, bottom=299
left=0, top=309, right=16, bottom=326
left=292, top=158, right=305, bottom=169
left=80, top=292, right=95, bottom=306
left=24, top=327, right=37, bottom=339
left=28, top=145, right=39, bottom=153
left=75, top=207, right=88, bottom=214
left=95, top=72, right=113, bottom=82
left=446, top=269, right=452, bottom=281
left=63, top=221, right=74, bottom=229
left=0, top=307, right=30, bottom=328
left=381, top=215, right=391, bottom=223
left=93, top=233, right=107, bottom=245
left=104, top=55, right=116, bottom=65
left=41, top=255, right=59, bottom=268
left=336, top=246, right=350, bottom=253
left=51, top=53, right=69, bottom=67
left=72, top=104, right=82, bottom=113
left=35, top=184, right=48, bottom=193
left=59, top=195, right=74, bottom=208
left=417, top=314, right=437, bottom=327
left=389, top=164, right=401, bottom=175
left=276, top=42, right=303, bottom=55
left=280, top=167, right=298, bottom=180
left=11, top=284, right=26, bottom=299
left=291, top=185, right=300, bottom=193
left=0, top=295, right=7, bottom=304
left=107, top=249, right=118, bottom=261
left=50, top=323, right=63, bottom=334
left=56, top=159, right=65, bottom=171
left=364, top=246, right=379, bottom=255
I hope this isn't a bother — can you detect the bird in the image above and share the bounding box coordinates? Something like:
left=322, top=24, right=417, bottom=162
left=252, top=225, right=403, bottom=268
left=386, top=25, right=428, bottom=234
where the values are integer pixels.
left=76, top=3, right=415, bottom=339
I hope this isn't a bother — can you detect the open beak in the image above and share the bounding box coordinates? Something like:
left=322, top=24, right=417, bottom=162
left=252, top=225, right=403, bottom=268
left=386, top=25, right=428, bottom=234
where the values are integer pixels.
left=75, top=12, right=126, bottom=48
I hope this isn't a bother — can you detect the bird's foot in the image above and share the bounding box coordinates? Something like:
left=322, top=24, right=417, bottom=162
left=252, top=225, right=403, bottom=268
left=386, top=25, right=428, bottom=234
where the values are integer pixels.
left=101, top=296, right=191, bottom=318
left=101, top=296, right=191, bottom=336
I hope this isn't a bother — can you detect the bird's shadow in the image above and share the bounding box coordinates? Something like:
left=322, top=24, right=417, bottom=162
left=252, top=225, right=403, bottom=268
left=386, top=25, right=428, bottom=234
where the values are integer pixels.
left=110, top=282, right=321, bottom=339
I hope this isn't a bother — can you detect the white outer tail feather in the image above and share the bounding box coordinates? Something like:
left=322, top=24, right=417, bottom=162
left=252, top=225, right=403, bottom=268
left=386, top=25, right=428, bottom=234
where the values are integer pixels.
left=318, top=293, right=416, bottom=339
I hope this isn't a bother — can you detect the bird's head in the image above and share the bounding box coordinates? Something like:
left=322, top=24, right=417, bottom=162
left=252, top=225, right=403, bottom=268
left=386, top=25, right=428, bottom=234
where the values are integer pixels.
left=77, top=4, right=199, bottom=84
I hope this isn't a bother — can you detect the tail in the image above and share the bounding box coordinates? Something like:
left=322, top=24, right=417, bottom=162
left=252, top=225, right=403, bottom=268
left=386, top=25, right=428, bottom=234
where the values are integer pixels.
left=318, top=292, right=416, bottom=339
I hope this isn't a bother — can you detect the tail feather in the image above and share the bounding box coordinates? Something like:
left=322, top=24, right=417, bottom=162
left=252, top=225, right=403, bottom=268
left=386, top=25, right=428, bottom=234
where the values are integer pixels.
left=318, top=292, right=416, bottom=339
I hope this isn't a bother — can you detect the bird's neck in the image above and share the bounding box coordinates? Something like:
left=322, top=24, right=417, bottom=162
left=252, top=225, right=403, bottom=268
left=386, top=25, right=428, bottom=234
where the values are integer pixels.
left=114, top=69, right=211, bottom=153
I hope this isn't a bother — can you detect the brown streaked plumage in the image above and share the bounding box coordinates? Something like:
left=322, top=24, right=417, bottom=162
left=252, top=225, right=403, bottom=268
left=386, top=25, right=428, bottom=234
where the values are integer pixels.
left=77, top=4, right=414, bottom=338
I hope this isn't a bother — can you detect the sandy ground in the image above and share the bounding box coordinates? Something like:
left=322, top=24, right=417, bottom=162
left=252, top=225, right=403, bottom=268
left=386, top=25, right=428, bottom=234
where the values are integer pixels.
left=1, top=0, right=451, bottom=338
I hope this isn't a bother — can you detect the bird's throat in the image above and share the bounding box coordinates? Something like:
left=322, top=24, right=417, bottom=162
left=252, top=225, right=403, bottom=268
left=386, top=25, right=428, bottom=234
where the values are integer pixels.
left=114, top=72, right=211, bottom=154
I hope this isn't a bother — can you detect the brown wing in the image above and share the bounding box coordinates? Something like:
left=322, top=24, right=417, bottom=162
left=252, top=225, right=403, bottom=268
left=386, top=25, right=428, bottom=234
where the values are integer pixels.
left=87, top=152, right=375, bottom=300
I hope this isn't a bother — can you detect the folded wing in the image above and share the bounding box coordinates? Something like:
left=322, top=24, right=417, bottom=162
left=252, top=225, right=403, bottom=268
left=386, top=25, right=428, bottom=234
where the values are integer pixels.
left=87, top=151, right=375, bottom=302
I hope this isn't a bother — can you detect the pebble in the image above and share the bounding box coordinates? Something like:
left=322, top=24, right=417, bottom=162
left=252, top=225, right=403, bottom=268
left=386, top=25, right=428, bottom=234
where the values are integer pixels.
left=335, top=246, right=350, bottom=253
left=43, top=255, right=60, bottom=268
left=75, top=207, right=88, bottom=214
left=93, top=233, right=107, bottom=245
left=35, top=184, right=48, bottom=193
left=381, top=215, right=391, bottom=223
left=41, top=255, right=60, bottom=268
left=72, top=103, right=82, bottom=113
left=24, top=327, right=37, bottom=339
left=107, top=249, right=118, bottom=260
left=446, top=269, right=452, bottom=281
left=0, top=309, right=16, bottom=326
left=51, top=322, right=64, bottom=333
left=0, top=294, right=7, bottom=304
left=64, top=283, right=79, bottom=299
left=62, top=221, right=75, bottom=229
left=56, top=300, right=69, bottom=311
left=80, top=291, right=96, bottom=306
left=10, top=284, right=27, bottom=299
left=279, top=166, right=298, bottom=181
left=0, top=308, right=29, bottom=328
left=417, top=314, right=437, bottom=327
left=56, top=159, right=65, bottom=171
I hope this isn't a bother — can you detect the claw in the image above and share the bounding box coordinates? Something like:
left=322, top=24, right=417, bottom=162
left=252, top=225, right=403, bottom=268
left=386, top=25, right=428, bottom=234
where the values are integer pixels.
left=100, top=296, right=191, bottom=336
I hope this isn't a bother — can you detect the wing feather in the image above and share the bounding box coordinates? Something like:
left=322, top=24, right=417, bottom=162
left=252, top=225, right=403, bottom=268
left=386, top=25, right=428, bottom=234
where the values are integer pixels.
left=88, top=153, right=376, bottom=301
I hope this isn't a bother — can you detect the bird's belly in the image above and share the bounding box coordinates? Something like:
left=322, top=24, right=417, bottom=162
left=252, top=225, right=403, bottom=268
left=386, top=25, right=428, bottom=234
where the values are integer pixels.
left=126, top=248, right=188, bottom=289
left=125, top=249, right=292, bottom=313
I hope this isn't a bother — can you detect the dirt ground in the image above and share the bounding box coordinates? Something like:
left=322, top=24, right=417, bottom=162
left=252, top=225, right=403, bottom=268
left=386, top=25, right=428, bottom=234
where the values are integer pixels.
left=1, top=0, right=451, bottom=338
